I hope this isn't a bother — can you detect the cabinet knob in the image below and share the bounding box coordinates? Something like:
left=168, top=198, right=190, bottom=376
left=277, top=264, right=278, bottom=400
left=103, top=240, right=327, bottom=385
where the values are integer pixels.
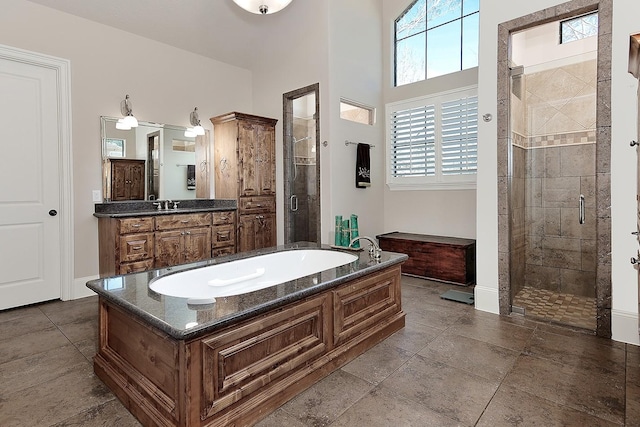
left=631, top=140, right=638, bottom=147
left=632, top=257, right=639, bottom=265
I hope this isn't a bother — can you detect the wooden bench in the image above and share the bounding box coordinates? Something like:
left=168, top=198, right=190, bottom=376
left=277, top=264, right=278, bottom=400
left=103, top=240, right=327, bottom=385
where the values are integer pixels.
left=376, top=232, right=476, bottom=286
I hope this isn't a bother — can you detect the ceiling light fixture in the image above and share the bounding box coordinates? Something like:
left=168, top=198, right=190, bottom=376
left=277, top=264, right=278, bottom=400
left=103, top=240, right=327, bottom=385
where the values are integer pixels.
left=232, top=0, right=292, bottom=15
left=118, top=94, right=138, bottom=130
left=185, top=107, right=205, bottom=137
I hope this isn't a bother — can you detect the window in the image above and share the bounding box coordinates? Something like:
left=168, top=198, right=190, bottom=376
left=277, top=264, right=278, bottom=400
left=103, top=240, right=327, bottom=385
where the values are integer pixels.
left=340, top=99, right=376, bottom=125
left=386, top=86, right=477, bottom=190
left=560, top=12, right=598, bottom=44
left=395, top=0, right=479, bottom=86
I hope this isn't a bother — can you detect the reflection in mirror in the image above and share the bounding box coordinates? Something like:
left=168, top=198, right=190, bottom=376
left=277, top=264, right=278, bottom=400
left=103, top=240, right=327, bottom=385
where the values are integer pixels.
left=101, top=117, right=210, bottom=202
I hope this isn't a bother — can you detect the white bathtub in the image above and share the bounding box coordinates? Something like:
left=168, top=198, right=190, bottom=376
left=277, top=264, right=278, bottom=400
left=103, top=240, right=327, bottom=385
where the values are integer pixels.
left=149, top=249, right=358, bottom=301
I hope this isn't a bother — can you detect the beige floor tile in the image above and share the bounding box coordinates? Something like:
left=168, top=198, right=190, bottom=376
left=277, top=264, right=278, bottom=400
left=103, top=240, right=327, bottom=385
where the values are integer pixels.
left=50, top=399, right=141, bottom=427
left=477, top=385, right=620, bottom=427
left=279, top=370, right=374, bottom=426
left=0, top=326, right=71, bottom=364
left=381, top=354, right=500, bottom=425
left=502, top=354, right=625, bottom=425
left=0, top=363, right=115, bottom=426
left=340, top=340, right=413, bottom=385
left=418, top=332, right=520, bottom=382
left=330, top=385, right=462, bottom=427
left=0, top=343, right=89, bottom=395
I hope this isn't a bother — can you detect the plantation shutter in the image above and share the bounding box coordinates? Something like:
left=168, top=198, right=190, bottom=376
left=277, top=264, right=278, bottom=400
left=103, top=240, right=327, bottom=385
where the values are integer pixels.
left=441, top=95, right=478, bottom=175
left=389, top=104, right=436, bottom=177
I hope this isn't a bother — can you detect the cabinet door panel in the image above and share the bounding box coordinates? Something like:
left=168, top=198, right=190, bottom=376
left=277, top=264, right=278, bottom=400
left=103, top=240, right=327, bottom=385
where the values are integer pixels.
left=184, top=227, right=212, bottom=264
left=256, top=124, right=275, bottom=195
left=238, top=215, right=257, bottom=253
left=238, top=123, right=257, bottom=196
left=129, top=161, right=145, bottom=200
left=155, top=230, right=183, bottom=268
left=256, top=213, right=276, bottom=250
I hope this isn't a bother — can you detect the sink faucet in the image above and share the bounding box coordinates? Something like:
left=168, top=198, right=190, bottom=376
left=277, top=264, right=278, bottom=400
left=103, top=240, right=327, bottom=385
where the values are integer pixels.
left=349, top=236, right=382, bottom=260
left=163, top=200, right=172, bottom=210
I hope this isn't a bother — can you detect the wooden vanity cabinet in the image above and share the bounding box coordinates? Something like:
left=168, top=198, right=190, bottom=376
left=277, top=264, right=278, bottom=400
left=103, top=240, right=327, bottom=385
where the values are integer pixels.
left=211, top=112, right=277, bottom=253
left=98, top=216, right=155, bottom=276
left=155, top=213, right=212, bottom=268
left=109, top=159, right=145, bottom=201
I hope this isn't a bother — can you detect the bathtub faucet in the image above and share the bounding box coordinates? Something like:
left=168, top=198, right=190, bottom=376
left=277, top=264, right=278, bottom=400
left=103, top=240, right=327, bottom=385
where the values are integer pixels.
left=349, top=236, right=382, bottom=260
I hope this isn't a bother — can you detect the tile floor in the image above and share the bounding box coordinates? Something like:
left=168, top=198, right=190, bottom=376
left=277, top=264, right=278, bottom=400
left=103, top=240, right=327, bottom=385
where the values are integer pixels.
left=0, top=276, right=639, bottom=426
left=513, top=285, right=597, bottom=330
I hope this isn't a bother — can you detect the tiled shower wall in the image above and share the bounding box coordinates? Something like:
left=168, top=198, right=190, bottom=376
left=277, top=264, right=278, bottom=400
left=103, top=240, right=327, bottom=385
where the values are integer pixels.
left=511, top=59, right=597, bottom=299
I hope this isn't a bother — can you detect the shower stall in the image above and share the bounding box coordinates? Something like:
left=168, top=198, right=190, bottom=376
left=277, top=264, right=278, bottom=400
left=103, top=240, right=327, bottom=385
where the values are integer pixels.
left=506, top=11, right=601, bottom=331
left=283, top=84, right=321, bottom=244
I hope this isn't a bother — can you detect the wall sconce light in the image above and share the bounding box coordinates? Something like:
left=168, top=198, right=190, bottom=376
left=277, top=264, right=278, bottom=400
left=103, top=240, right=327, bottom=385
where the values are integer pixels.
left=232, top=0, right=292, bottom=15
left=185, top=107, right=205, bottom=137
left=116, top=94, right=139, bottom=130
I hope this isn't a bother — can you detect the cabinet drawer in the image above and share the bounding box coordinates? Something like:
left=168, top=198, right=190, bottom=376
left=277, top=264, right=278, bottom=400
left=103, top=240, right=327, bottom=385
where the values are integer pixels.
left=212, top=211, right=236, bottom=226
left=118, top=217, right=154, bottom=234
left=155, top=213, right=211, bottom=230
left=119, top=259, right=154, bottom=275
left=239, top=196, right=275, bottom=214
left=212, top=224, right=235, bottom=248
left=213, top=246, right=235, bottom=257
left=119, top=233, right=154, bottom=263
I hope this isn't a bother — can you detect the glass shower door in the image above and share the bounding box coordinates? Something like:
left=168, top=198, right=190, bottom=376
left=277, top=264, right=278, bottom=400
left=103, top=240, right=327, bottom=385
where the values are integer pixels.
left=508, top=51, right=597, bottom=330
left=283, top=84, right=321, bottom=244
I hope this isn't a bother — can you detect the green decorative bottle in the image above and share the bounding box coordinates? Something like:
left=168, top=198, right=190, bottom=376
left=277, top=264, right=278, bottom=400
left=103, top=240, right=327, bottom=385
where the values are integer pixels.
left=341, top=219, right=350, bottom=247
left=350, top=214, right=360, bottom=248
left=334, top=215, right=342, bottom=246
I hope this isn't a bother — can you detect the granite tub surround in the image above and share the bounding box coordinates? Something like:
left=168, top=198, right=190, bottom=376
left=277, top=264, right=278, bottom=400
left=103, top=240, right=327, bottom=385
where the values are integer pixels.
left=94, top=198, right=237, bottom=217
left=87, top=243, right=406, bottom=339
left=86, top=243, right=407, bottom=426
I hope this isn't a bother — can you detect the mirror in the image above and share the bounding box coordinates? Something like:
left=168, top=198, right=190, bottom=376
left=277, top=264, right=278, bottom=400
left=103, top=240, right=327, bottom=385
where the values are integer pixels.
left=101, top=117, right=210, bottom=202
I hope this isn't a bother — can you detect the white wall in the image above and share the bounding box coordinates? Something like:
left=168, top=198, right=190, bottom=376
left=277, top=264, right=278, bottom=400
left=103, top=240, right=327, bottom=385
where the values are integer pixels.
left=250, top=0, right=385, bottom=244
left=476, top=0, right=640, bottom=344
left=327, top=0, right=385, bottom=242
left=381, top=0, right=478, bottom=240
left=611, top=0, right=640, bottom=344
left=0, top=0, right=253, bottom=282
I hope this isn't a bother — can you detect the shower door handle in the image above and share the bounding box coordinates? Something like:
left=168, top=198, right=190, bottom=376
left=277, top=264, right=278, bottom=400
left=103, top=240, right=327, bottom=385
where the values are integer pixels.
left=290, top=195, right=298, bottom=212
left=579, top=195, right=585, bottom=224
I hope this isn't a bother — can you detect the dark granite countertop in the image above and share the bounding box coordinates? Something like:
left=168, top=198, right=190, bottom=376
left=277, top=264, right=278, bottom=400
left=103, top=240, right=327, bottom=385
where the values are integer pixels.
left=93, top=199, right=237, bottom=218
left=86, top=242, right=407, bottom=340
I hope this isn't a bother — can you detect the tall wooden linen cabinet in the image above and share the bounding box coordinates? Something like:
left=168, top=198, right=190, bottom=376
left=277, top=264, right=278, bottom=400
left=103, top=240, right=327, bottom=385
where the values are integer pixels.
left=211, top=112, right=277, bottom=253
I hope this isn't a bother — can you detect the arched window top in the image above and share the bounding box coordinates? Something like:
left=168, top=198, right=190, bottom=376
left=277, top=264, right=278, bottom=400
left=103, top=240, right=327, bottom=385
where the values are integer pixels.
left=394, top=0, right=479, bottom=86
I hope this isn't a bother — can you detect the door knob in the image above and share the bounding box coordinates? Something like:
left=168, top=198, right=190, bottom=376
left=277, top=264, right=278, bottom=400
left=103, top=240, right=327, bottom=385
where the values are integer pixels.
left=49, top=210, right=58, bottom=216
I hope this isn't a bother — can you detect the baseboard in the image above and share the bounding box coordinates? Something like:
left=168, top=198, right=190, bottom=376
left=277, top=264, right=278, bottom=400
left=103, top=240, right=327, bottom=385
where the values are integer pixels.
left=70, top=275, right=99, bottom=300
left=473, top=285, right=500, bottom=314
left=612, top=309, right=640, bottom=345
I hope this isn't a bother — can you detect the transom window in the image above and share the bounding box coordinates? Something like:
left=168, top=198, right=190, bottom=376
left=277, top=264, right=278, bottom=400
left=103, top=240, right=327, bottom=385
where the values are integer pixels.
left=560, top=12, right=598, bottom=44
left=386, top=86, right=477, bottom=190
left=395, top=0, right=479, bottom=86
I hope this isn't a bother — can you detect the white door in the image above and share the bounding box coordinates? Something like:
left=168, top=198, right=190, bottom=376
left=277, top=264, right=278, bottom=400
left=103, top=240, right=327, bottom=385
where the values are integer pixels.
left=0, top=56, right=62, bottom=309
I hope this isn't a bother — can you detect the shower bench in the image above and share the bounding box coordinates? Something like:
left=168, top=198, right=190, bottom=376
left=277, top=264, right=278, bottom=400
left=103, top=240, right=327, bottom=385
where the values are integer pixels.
left=376, top=232, right=476, bottom=286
